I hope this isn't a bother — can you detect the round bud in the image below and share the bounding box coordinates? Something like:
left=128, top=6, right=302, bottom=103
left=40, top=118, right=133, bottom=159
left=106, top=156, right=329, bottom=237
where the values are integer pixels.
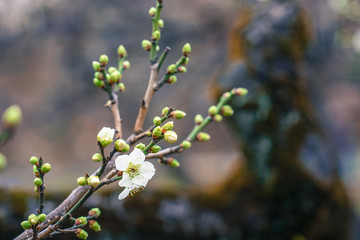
left=118, top=83, right=125, bottom=92
left=75, top=228, right=89, bottom=239
left=167, top=64, right=176, bottom=74
left=152, top=126, right=162, bottom=139
left=181, top=140, right=191, bottom=149
left=196, top=132, right=211, bottom=142
left=88, top=176, right=100, bottom=188
left=153, top=116, right=162, bottom=126
left=135, top=143, right=146, bottom=151
left=0, top=153, right=6, bottom=170
left=88, top=208, right=101, bottom=217
left=170, top=158, right=180, bottom=168
left=93, top=78, right=104, bottom=88
left=122, top=60, right=130, bottom=70
left=41, top=163, right=51, bottom=174
left=177, top=66, right=187, bottom=73
left=194, top=114, right=204, bottom=125
left=221, top=105, right=234, bottom=117
left=33, top=165, right=39, bottom=177
left=214, top=114, right=223, bottom=122
left=168, top=75, right=177, bottom=84
left=142, top=39, right=152, bottom=51
left=92, top=61, right=101, bottom=71
left=75, top=216, right=87, bottom=225
left=150, top=145, right=161, bottom=153
left=92, top=153, right=103, bottom=162
left=115, top=139, right=127, bottom=152
left=117, top=45, right=127, bottom=58
left=158, top=19, right=164, bottom=28
left=110, top=71, right=122, bottom=83
left=38, top=213, right=47, bottom=223
left=208, top=105, right=218, bottom=116
left=151, top=30, right=161, bottom=41
left=28, top=214, right=38, bottom=225
left=20, top=221, right=32, bottom=230
left=234, top=87, right=248, bottom=97
left=89, top=220, right=101, bottom=232
left=162, top=121, right=174, bottom=131
left=34, top=177, right=43, bottom=187
left=170, top=110, right=186, bottom=119
left=156, top=45, right=160, bottom=52
left=107, top=66, right=117, bottom=74
left=99, top=55, right=109, bottom=66
left=77, top=176, right=88, bottom=186
left=182, top=43, right=191, bottom=57
left=148, top=7, right=157, bottom=17
left=2, top=105, right=22, bottom=127
left=161, top=107, right=170, bottom=117
left=164, top=131, right=177, bottom=144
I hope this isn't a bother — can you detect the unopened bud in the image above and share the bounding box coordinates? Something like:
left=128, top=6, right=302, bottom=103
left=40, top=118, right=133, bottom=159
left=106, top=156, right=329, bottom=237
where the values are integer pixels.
left=161, top=107, right=170, bottom=117
left=148, top=7, right=157, bottom=17
left=221, top=105, right=234, bottom=117
left=168, top=75, right=177, bottom=84
left=2, top=105, right=22, bottom=127
left=88, top=208, right=101, bottom=217
left=177, top=66, right=187, bottom=73
left=34, top=177, right=43, bottom=186
left=75, top=216, right=88, bottom=226
left=30, top=156, right=39, bottom=165
left=21, top=220, right=32, bottom=230
left=194, top=114, right=204, bottom=125
left=88, top=176, right=100, bottom=188
left=196, top=132, right=211, bottom=142
left=234, top=87, right=248, bottom=97
left=152, top=30, right=161, bottom=41
left=158, top=157, right=180, bottom=167
left=33, top=165, right=39, bottom=177
left=158, top=19, right=164, bottom=28
left=76, top=229, right=88, bottom=239
left=38, top=213, right=46, bottom=223
left=107, top=67, right=117, bottom=73
left=167, top=64, right=176, bottom=74
left=135, top=143, right=146, bottom=151
left=164, top=130, right=177, bottom=144
left=142, top=39, right=152, bottom=51
left=110, top=71, right=121, bottom=83
left=99, top=55, right=109, bottom=66
left=152, top=126, right=162, bottom=139
left=28, top=214, right=38, bottom=225
left=170, top=110, right=186, bottom=119
left=153, top=116, right=162, bottom=126
left=115, top=139, right=129, bottom=152
left=77, top=176, right=88, bottom=186
left=89, top=220, right=101, bottom=232
left=92, top=153, right=103, bottom=162
left=93, top=78, right=104, bottom=88
left=41, top=163, right=51, bottom=174
left=150, top=145, right=161, bottom=153
left=181, top=140, right=191, bottom=149
left=34, top=186, right=39, bottom=193
left=214, top=114, right=223, bottom=122
left=208, top=105, right=218, bottom=116
left=122, top=60, right=130, bottom=70
left=118, top=83, right=125, bottom=92
left=92, top=61, right=101, bottom=71
left=182, top=43, right=191, bottom=57
left=117, top=45, right=127, bottom=58
left=162, top=121, right=174, bottom=131
left=0, top=153, right=6, bottom=170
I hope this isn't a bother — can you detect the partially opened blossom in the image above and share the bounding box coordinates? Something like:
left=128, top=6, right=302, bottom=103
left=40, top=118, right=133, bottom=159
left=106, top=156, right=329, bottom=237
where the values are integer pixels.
left=97, top=127, right=115, bottom=147
left=115, top=148, right=155, bottom=200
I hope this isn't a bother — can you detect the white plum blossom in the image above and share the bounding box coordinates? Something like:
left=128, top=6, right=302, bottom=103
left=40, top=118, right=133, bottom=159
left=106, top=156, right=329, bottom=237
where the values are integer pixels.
left=115, top=148, right=155, bottom=200
left=97, top=127, right=115, bottom=147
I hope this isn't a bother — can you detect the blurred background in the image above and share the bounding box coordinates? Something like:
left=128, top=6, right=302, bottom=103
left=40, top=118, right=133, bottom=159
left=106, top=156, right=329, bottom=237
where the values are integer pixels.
left=1, top=0, right=360, bottom=239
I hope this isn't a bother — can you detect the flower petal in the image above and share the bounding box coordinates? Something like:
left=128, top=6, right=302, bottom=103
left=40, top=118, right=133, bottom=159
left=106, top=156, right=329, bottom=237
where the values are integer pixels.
left=129, top=148, right=145, bottom=164
left=132, top=175, right=149, bottom=186
left=119, top=173, right=132, bottom=187
left=115, top=155, right=131, bottom=171
left=118, top=188, right=130, bottom=200
left=139, top=161, right=156, bottom=179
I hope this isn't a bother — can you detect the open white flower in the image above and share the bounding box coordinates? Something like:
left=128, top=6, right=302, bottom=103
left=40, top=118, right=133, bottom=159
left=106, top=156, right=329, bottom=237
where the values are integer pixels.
left=97, top=127, right=115, bottom=147
left=115, top=148, right=155, bottom=200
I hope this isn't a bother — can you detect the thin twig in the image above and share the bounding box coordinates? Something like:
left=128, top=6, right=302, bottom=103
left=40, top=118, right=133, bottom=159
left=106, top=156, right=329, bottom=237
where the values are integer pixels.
left=110, top=93, right=122, bottom=139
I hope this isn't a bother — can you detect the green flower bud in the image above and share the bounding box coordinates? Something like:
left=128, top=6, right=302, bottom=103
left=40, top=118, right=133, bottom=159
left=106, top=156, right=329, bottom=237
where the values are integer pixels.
left=0, top=153, right=6, bottom=170
left=182, top=43, right=191, bottom=57
left=221, top=105, right=234, bottom=117
left=30, top=156, right=39, bottom=165
left=222, top=92, right=231, bottom=99
left=181, top=140, right=191, bottom=149
left=115, top=139, right=127, bottom=152
left=171, top=110, right=186, bottom=119
left=38, top=213, right=47, bottom=223
left=107, top=67, right=117, bottom=74
left=118, top=83, right=125, bottom=92
left=153, top=116, right=162, bottom=126
left=177, top=66, right=187, bottom=73
left=21, top=220, right=32, bottom=230
left=122, top=60, right=130, bottom=70
left=93, top=78, right=104, bottom=88
left=33, top=165, right=39, bottom=177
left=2, top=105, right=22, bottom=127
left=148, top=7, right=157, bottom=17
left=194, top=114, right=204, bottom=125
left=164, top=130, right=177, bottom=144
left=167, top=64, right=176, bottom=74
left=156, top=45, right=160, bottom=52
left=162, top=121, right=174, bottom=131
left=169, top=158, right=180, bottom=168
left=92, top=153, right=103, bottom=162
left=89, top=220, right=101, bottom=232
left=146, top=131, right=152, bottom=136
left=77, top=176, right=88, bottom=186
left=110, top=70, right=122, bottom=83
left=92, top=61, right=101, bottom=71
left=158, top=19, right=164, bottom=28
left=94, top=71, right=104, bottom=80
left=161, top=107, right=170, bottom=117
left=196, top=132, right=211, bottom=142
left=117, top=45, right=127, bottom=58
left=41, top=163, right=51, bottom=174
left=88, top=208, right=101, bottom=217
left=151, top=30, right=161, bottom=41
left=168, top=75, right=177, bottom=84
left=152, top=126, right=162, bottom=139
left=142, top=39, right=152, bottom=51
left=208, top=105, right=218, bottom=116
left=99, top=54, right=109, bottom=66
left=34, top=177, right=43, bottom=187
left=135, top=143, right=146, bottom=151
left=75, top=216, right=88, bottom=225
left=234, top=87, right=248, bottom=97
left=88, top=175, right=100, bottom=188
left=76, top=229, right=88, bottom=239
left=34, top=186, right=39, bottom=193
left=150, top=145, right=161, bottom=153
left=214, top=114, right=223, bottom=122
left=28, top=214, right=38, bottom=225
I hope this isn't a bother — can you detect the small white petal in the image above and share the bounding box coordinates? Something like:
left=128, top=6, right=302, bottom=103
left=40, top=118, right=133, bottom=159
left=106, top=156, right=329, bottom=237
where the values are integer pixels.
left=129, top=148, right=145, bottom=164
left=132, top=175, right=149, bottom=186
left=119, top=173, right=132, bottom=187
left=115, top=155, right=131, bottom=171
left=140, top=161, right=156, bottom=179
left=118, top=188, right=130, bottom=200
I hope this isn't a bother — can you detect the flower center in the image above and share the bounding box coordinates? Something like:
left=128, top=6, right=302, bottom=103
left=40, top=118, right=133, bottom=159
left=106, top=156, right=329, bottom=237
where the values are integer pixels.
left=126, top=162, right=140, bottom=178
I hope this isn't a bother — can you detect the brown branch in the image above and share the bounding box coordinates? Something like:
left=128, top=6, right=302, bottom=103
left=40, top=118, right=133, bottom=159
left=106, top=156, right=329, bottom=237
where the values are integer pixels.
left=133, top=63, right=159, bottom=133
left=146, top=145, right=183, bottom=159
left=110, top=93, right=122, bottom=139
